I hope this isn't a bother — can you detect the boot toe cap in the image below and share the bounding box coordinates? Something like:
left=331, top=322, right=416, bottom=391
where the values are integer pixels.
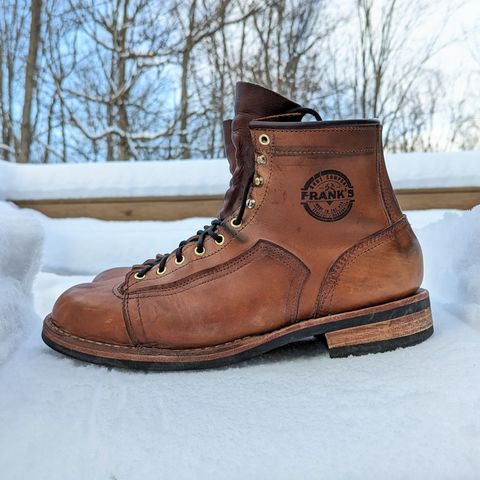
left=51, top=282, right=131, bottom=345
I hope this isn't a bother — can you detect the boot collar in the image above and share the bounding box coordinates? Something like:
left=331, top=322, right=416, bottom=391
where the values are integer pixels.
left=220, top=82, right=302, bottom=219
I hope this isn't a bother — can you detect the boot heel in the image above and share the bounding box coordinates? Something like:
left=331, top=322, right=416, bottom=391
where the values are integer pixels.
left=325, top=293, right=433, bottom=358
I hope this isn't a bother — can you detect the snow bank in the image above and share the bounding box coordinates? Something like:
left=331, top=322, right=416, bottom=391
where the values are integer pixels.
left=1, top=150, right=479, bottom=201
left=0, top=269, right=478, bottom=479
left=416, top=205, right=480, bottom=331
left=35, top=214, right=212, bottom=275
left=0, top=158, right=230, bottom=200
left=0, top=202, right=44, bottom=363
left=0, top=209, right=479, bottom=478
left=386, top=150, right=480, bottom=189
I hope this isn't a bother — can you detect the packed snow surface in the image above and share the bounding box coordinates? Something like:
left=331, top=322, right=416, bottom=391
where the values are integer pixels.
left=0, top=158, right=230, bottom=200
left=0, top=203, right=43, bottom=364
left=1, top=203, right=480, bottom=479
left=1, top=150, right=479, bottom=200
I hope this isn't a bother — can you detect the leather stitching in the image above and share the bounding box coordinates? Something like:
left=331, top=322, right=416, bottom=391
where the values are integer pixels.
left=316, top=218, right=408, bottom=315
left=45, top=316, right=309, bottom=352
left=261, top=247, right=310, bottom=322
left=136, top=296, right=148, bottom=342
left=128, top=143, right=273, bottom=288
left=126, top=241, right=309, bottom=343
left=272, top=148, right=375, bottom=156
left=374, top=127, right=391, bottom=223
left=315, top=217, right=408, bottom=315
left=251, top=127, right=376, bottom=133
left=131, top=241, right=308, bottom=301
left=47, top=288, right=428, bottom=352
left=375, top=125, right=402, bottom=222
left=122, top=292, right=139, bottom=345
left=112, top=283, right=123, bottom=299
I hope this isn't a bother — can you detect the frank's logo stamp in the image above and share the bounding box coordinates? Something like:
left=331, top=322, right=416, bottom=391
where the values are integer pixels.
left=301, top=169, right=355, bottom=222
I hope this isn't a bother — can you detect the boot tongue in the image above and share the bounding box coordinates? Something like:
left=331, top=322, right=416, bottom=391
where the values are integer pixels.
left=220, top=82, right=301, bottom=218
left=222, top=120, right=236, bottom=175
left=234, top=82, right=301, bottom=121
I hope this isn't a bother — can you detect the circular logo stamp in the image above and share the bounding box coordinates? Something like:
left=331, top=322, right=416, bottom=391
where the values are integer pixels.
left=300, top=169, right=355, bottom=222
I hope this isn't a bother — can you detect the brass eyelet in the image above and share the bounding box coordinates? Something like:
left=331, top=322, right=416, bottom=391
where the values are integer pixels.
left=134, top=272, right=145, bottom=280
left=246, top=199, right=256, bottom=209
left=175, top=256, right=185, bottom=265
left=259, top=134, right=270, bottom=145
left=230, top=218, right=242, bottom=228
left=257, top=154, right=267, bottom=165
left=156, top=266, right=166, bottom=276
left=215, top=234, right=225, bottom=246
left=254, top=176, right=264, bottom=187
left=194, top=246, right=205, bottom=257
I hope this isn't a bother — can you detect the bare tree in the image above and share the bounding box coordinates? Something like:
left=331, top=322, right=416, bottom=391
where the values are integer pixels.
left=449, top=28, right=480, bottom=150
left=187, top=0, right=337, bottom=159
left=172, top=0, right=260, bottom=159
left=18, top=0, right=42, bottom=163
left=246, top=0, right=336, bottom=102
left=0, top=0, right=30, bottom=161
left=0, top=0, right=474, bottom=162
left=342, top=0, right=448, bottom=151
left=55, top=0, right=176, bottom=161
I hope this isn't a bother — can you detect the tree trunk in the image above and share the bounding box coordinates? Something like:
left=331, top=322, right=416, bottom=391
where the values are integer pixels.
left=0, top=41, right=8, bottom=160
left=19, top=0, right=42, bottom=163
left=179, top=46, right=192, bottom=159
left=117, top=77, right=130, bottom=161
left=117, top=0, right=130, bottom=161
left=179, top=0, right=197, bottom=160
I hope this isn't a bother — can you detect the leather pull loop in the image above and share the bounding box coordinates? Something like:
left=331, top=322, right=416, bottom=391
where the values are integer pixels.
left=252, top=107, right=322, bottom=123
left=287, top=106, right=322, bottom=121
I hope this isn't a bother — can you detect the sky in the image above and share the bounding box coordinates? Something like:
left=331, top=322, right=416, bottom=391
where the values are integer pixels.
left=426, top=0, right=479, bottom=100
left=405, top=0, right=480, bottom=147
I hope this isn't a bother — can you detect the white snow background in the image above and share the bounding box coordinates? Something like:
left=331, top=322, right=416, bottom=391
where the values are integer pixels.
left=0, top=203, right=43, bottom=364
left=0, top=190, right=480, bottom=476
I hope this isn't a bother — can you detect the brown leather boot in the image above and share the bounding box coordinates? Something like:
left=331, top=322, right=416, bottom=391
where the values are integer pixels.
left=91, top=118, right=240, bottom=284
left=42, top=82, right=433, bottom=369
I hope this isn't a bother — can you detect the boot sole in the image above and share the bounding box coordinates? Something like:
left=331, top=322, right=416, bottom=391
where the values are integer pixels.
left=42, top=289, right=433, bottom=371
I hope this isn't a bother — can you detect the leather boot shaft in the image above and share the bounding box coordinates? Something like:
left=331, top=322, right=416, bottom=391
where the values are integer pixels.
left=249, top=118, right=423, bottom=316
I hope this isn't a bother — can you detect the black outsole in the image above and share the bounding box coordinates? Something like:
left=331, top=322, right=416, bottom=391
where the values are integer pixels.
left=42, top=295, right=433, bottom=371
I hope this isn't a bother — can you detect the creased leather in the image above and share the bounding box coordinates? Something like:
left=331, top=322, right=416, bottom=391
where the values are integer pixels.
left=315, top=216, right=423, bottom=315
left=125, top=240, right=310, bottom=348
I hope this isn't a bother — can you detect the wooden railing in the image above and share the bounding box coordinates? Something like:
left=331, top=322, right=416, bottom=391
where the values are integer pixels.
left=13, top=186, right=480, bottom=221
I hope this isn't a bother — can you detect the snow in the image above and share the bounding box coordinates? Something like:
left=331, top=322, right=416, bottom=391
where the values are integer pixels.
left=0, top=159, right=231, bottom=200
left=386, top=150, right=480, bottom=189
left=0, top=203, right=43, bottom=364
left=1, top=150, right=479, bottom=201
left=416, top=208, right=480, bottom=333
left=33, top=214, right=215, bottom=276
left=1, top=203, right=480, bottom=479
